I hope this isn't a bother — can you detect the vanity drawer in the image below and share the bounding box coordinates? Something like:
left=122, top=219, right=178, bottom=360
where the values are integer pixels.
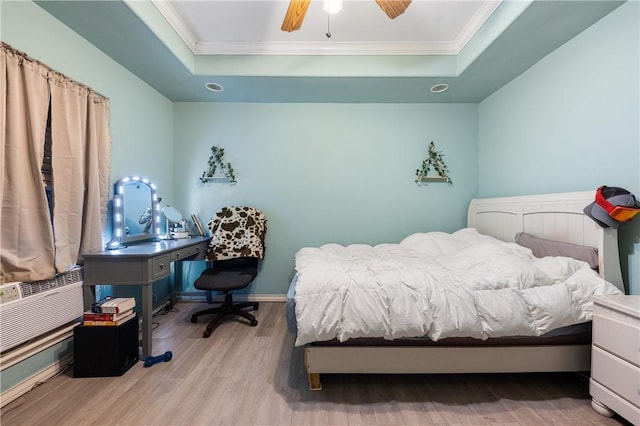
left=152, top=255, right=170, bottom=279
left=593, top=312, right=640, bottom=368
left=591, top=346, right=640, bottom=408
left=170, top=242, right=207, bottom=261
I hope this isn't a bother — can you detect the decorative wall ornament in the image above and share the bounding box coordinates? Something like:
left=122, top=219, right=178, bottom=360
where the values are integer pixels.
left=415, top=141, right=452, bottom=184
left=200, top=145, right=237, bottom=183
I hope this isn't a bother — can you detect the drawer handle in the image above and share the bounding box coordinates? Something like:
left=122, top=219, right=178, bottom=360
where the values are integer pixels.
left=159, top=263, right=165, bottom=269
left=176, top=252, right=181, bottom=257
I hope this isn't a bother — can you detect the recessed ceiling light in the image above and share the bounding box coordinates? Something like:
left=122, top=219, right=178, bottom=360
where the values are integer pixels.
left=205, top=82, right=224, bottom=92
left=430, top=83, right=449, bottom=94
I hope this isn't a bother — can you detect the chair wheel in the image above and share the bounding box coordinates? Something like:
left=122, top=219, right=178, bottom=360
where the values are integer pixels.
left=190, top=315, right=198, bottom=323
left=203, top=330, right=212, bottom=338
left=250, top=320, right=258, bottom=327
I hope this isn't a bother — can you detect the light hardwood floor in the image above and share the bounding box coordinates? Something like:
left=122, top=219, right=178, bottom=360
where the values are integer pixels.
left=1, top=302, right=631, bottom=425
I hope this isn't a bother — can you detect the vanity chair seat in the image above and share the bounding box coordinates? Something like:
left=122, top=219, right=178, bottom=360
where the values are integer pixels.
left=190, top=257, right=259, bottom=338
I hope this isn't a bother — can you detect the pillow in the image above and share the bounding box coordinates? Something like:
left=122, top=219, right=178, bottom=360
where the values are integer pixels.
left=515, top=232, right=598, bottom=270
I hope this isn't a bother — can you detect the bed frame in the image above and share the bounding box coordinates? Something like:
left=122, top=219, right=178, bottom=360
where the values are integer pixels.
left=303, top=191, right=625, bottom=390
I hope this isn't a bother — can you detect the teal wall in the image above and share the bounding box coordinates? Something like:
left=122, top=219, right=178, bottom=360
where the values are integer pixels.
left=173, top=103, right=478, bottom=295
left=478, top=1, right=640, bottom=294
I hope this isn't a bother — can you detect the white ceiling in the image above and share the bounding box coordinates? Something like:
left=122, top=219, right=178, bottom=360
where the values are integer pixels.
left=153, top=0, right=502, bottom=55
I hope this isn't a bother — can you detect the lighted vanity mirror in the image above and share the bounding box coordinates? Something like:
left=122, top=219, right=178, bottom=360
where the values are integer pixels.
left=106, top=176, right=161, bottom=249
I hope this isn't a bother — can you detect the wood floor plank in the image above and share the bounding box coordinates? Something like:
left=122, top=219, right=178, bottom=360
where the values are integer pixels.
left=1, top=302, right=630, bottom=426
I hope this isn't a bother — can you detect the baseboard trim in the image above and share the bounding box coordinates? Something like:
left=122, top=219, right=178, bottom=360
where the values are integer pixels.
left=177, top=292, right=286, bottom=303
left=1, top=324, right=77, bottom=370
left=1, top=355, right=72, bottom=408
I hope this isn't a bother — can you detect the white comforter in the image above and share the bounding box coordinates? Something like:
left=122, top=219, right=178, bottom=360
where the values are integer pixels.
left=293, top=228, right=622, bottom=346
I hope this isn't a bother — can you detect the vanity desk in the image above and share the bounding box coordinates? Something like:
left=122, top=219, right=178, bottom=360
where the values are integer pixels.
left=82, top=236, right=209, bottom=358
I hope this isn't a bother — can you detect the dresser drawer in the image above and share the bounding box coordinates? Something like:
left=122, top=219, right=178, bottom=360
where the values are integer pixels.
left=151, top=255, right=169, bottom=279
left=170, top=242, right=206, bottom=262
left=593, top=312, right=640, bottom=368
left=591, top=346, right=640, bottom=408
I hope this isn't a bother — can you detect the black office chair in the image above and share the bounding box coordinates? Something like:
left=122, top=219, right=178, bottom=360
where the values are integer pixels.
left=190, top=206, right=266, bottom=338
left=190, top=257, right=259, bottom=337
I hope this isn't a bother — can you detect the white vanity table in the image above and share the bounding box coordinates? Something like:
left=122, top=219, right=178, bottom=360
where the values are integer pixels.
left=82, top=236, right=208, bottom=358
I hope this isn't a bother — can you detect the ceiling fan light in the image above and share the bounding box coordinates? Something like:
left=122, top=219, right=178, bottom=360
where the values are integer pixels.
left=323, top=0, right=343, bottom=14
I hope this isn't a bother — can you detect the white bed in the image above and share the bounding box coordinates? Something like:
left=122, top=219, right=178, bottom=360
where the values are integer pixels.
left=288, top=191, right=626, bottom=390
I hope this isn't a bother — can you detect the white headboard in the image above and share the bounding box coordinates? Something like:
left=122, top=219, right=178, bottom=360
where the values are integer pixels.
left=467, top=191, right=624, bottom=293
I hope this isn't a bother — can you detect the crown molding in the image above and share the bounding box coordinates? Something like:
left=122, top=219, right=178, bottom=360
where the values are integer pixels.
left=151, top=0, right=198, bottom=52
left=195, top=40, right=458, bottom=56
left=453, top=0, right=502, bottom=52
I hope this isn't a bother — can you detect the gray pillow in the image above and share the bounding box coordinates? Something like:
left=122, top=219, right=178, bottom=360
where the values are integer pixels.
left=515, top=232, right=599, bottom=270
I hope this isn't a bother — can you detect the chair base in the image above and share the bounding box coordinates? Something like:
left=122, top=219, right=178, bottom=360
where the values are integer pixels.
left=190, top=292, right=259, bottom=338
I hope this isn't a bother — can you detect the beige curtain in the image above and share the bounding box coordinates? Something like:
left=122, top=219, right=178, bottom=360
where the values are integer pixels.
left=1, top=44, right=55, bottom=282
left=49, top=78, right=111, bottom=270
left=1, top=43, right=111, bottom=283
left=79, top=91, right=111, bottom=262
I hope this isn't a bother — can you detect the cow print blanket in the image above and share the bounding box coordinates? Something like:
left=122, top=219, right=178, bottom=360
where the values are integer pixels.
left=207, top=206, right=267, bottom=260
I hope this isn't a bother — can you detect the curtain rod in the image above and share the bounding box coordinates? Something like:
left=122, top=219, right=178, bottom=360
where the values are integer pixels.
left=1, top=41, right=109, bottom=102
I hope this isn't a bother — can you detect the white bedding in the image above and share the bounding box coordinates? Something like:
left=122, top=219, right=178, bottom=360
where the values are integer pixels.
left=293, top=228, right=622, bottom=346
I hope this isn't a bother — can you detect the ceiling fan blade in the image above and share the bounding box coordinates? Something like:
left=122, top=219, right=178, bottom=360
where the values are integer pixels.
left=375, top=0, right=412, bottom=19
left=281, top=0, right=312, bottom=32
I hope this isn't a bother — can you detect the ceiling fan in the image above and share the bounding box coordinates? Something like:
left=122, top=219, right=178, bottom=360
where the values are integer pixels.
left=281, top=0, right=412, bottom=32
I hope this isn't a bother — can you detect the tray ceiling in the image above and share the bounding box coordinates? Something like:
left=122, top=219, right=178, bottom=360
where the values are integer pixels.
left=35, top=0, right=624, bottom=102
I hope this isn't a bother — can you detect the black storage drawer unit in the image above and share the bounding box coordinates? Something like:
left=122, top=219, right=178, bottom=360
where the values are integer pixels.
left=73, top=315, right=139, bottom=377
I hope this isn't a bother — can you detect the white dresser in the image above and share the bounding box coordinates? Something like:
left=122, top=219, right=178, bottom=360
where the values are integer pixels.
left=590, top=295, right=640, bottom=425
